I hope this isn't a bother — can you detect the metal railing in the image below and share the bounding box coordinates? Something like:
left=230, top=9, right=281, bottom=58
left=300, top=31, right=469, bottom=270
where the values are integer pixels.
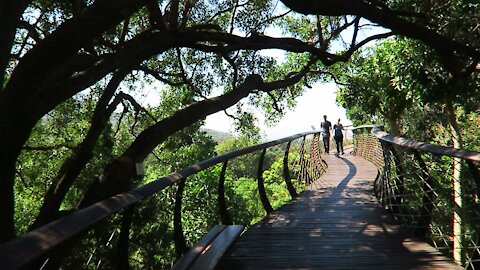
left=0, top=132, right=326, bottom=269
left=353, top=125, right=480, bottom=268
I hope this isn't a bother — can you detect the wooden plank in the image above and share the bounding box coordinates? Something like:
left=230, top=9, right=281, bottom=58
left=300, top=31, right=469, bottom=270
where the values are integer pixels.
left=217, top=153, right=462, bottom=269
left=190, top=225, right=243, bottom=270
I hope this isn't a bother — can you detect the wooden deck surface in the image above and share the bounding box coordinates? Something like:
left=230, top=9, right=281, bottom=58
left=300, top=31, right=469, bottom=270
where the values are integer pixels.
left=216, top=150, right=462, bottom=269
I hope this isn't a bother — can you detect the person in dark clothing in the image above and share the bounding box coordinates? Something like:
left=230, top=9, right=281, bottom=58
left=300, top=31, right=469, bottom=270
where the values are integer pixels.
left=333, top=118, right=344, bottom=155
left=320, top=115, right=332, bottom=154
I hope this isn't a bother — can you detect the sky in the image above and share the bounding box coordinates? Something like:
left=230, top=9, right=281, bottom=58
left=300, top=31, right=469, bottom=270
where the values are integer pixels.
left=203, top=82, right=352, bottom=140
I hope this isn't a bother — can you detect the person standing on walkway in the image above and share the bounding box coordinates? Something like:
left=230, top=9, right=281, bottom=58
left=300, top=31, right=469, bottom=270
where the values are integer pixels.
left=320, top=115, right=332, bottom=154
left=333, top=118, right=344, bottom=155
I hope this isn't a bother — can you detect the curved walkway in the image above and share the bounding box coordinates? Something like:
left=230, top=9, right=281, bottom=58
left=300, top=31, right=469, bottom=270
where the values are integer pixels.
left=217, top=151, right=462, bottom=269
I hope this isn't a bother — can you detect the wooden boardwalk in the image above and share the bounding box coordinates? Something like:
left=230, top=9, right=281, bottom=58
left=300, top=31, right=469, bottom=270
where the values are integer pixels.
left=217, top=150, right=462, bottom=269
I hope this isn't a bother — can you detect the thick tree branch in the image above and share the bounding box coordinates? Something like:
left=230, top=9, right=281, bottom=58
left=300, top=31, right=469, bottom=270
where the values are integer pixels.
left=166, top=0, right=180, bottom=30
left=146, top=0, right=167, bottom=31
left=38, top=29, right=347, bottom=121
left=0, top=0, right=28, bottom=91
left=31, top=69, right=129, bottom=230
left=78, top=57, right=319, bottom=209
left=5, top=0, right=148, bottom=97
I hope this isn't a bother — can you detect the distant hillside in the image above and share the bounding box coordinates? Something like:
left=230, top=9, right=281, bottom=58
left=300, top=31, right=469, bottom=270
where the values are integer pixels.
left=202, top=128, right=231, bottom=143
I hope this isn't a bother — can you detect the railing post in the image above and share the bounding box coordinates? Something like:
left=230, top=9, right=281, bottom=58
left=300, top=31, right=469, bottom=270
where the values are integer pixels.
left=352, top=129, right=358, bottom=155
left=115, top=205, right=134, bottom=270
left=412, top=150, right=434, bottom=236
left=218, top=161, right=232, bottom=225
left=257, top=148, right=273, bottom=214
left=452, top=157, right=464, bottom=265
left=173, top=179, right=188, bottom=258
left=283, top=141, right=298, bottom=198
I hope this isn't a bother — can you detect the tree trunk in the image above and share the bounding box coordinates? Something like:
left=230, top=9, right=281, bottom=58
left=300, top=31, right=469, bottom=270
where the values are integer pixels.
left=445, top=99, right=464, bottom=265
left=386, top=116, right=401, bottom=136
left=0, top=101, right=37, bottom=242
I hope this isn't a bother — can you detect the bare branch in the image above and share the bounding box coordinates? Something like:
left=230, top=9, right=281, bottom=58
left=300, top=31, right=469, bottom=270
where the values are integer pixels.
left=349, top=32, right=395, bottom=53
left=221, top=52, right=239, bottom=89
left=22, top=144, right=75, bottom=151
left=15, top=169, right=31, bottom=189
left=180, top=0, right=194, bottom=29
left=114, top=101, right=129, bottom=138
left=323, top=16, right=356, bottom=46
left=229, top=0, right=239, bottom=34
left=18, top=21, right=43, bottom=43
left=349, top=17, right=361, bottom=51
left=316, top=15, right=325, bottom=48
left=137, top=65, right=187, bottom=86
left=310, top=70, right=349, bottom=86
left=266, top=91, right=283, bottom=113
left=223, top=109, right=241, bottom=121
left=262, top=10, right=292, bottom=26
left=118, top=92, right=156, bottom=121
left=207, top=1, right=249, bottom=24
left=119, top=19, right=130, bottom=45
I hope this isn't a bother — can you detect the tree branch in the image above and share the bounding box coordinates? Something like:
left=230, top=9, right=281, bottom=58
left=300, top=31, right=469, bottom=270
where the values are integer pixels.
left=280, top=0, right=480, bottom=70
left=78, top=57, right=319, bottom=209
left=22, top=144, right=75, bottom=151
left=137, top=65, right=187, bottom=86
left=30, top=69, right=130, bottom=230
left=266, top=91, right=283, bottom=114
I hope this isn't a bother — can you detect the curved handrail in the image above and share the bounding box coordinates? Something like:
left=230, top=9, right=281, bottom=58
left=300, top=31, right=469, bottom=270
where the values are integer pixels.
left=349, top=124, right=377, bottom=131
left=371, top=126, right=480, bottom=162
left=353, top=125, right=480, bottom=267
left=0, top=131, right=320, bottom=269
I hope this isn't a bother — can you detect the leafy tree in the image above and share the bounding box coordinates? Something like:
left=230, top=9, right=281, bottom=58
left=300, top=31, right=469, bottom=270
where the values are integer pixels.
left=0, top=1, right=344, bottom=242
left=336, top=38, right=414, bottom=135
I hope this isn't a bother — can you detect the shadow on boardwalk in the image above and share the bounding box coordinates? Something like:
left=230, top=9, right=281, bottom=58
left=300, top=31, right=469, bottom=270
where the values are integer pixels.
left=217, top=152, right=462, bottom=269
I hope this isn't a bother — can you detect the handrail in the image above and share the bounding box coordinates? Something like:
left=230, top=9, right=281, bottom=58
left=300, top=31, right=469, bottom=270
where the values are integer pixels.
left=370, top=126, right=480, bottom=161
left=353, top=125, right=480, bottom=267
left=0, top=131, right=320, bottom=269
left=349, top=124, right=377, bottom=131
